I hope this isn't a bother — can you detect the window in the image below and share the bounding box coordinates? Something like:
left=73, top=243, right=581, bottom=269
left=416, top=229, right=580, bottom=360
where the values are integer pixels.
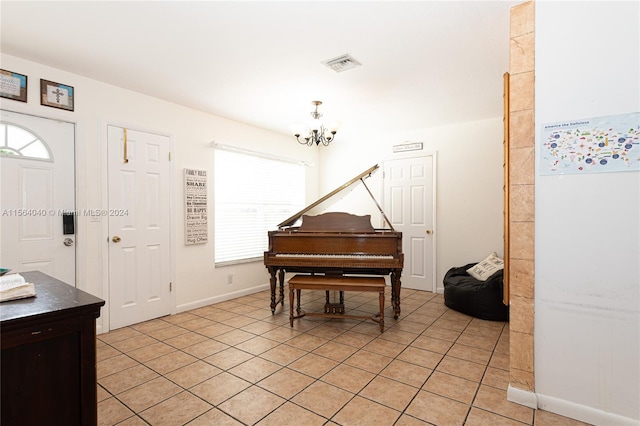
left=0, top=123, right=52, bottom=161
left=214, top=148, right=305, bottom=265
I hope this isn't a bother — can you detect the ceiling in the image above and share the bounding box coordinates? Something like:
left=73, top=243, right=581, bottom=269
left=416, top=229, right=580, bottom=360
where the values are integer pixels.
left=0, top=1, right=517, bottom=141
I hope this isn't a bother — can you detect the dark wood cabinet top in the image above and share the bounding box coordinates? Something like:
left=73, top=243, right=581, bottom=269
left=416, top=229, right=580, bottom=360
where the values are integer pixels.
left=0, top=271, right=105, bottom=325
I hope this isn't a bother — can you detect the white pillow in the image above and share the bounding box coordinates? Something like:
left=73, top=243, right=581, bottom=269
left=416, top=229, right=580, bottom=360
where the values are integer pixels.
left=467, top=252, right=504, bottom=281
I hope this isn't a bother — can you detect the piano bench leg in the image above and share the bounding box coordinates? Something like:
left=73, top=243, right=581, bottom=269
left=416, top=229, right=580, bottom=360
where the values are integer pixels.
left=289, top=288, right=295, bottom=327
left=296, top=289, right=302, bottom=316
left=289, top=288, right=306, bottom=327
left=379, top=290, right=385, bottom=333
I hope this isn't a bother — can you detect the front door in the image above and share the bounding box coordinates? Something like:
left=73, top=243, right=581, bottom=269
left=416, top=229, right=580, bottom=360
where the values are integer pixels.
left=383, top=156, right=435, bottom=291
left=107, top=125, right=171, bottom=329
left=0, top=110, right=76, bottom=285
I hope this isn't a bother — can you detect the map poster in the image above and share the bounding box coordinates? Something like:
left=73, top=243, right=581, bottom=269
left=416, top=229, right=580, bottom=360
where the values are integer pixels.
left=540, top=112, right=639, bottom=175
left=184, top=168, right=208, bottom=245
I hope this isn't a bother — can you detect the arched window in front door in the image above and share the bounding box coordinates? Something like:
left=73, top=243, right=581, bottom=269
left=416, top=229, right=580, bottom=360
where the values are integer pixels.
left=0, top=122, right=53, bottom=161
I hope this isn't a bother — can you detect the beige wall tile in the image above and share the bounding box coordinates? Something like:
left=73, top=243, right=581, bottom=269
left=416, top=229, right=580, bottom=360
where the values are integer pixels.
left=509, top=147, right=535, bottom=185
left=508, top=259, right=534, bottom=299
left=510, top=368, right=535, bottom=392
left=510, top=33, right=535, bottom=74
left=509, top=296, right=534, bottom=335
left=510, top=184, right=534, bottom=222
left=510, top=331, right=534, bottom=372
left=510, top=222, right=534, bottom=260
left=509, top=71, right=535, bottom=112
left=508, top=0, right=535, bottom=397
left=510, top=1, right=534, bottom=38
left=510, top=110, right=534, bottom=149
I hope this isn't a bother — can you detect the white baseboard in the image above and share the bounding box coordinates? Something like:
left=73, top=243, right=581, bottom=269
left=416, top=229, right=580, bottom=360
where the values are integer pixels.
left=508, top=385, right=640, bottom=426
left=537, top=393, right=639, bottom=426
left=507, top=385, right=538, bottom=409
left=176, top=283, right=271, bottom=313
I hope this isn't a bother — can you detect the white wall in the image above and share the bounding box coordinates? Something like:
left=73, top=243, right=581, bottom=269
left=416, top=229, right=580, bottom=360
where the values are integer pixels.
left=535, top=2, right=640, bottom=424
left=320, top=117, right=506, bottom=291
left=0, top=54, right=320, bottom=332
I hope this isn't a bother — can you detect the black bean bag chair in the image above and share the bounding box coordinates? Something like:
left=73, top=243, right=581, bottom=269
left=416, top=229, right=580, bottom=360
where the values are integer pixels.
left=443, top=263, right=509, bottom=321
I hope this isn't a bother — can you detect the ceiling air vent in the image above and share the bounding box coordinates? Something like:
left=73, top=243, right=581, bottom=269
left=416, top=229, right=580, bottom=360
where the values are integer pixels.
left=322, top=54, right=362, bottom=73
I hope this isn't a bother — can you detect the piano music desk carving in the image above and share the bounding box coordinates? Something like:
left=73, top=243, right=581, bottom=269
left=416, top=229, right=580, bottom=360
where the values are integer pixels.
left=263, top=165, right=404, bottom=319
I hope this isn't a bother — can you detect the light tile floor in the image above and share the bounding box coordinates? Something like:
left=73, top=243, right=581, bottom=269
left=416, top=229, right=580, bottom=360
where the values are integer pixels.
left=97, top=286, right=592, bottom=426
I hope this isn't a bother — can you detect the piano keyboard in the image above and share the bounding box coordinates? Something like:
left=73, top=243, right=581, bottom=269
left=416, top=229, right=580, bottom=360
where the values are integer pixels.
left=275, top=254, right=394, bottom=259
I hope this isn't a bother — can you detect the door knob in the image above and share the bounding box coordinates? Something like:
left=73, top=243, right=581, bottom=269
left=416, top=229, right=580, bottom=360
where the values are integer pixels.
left=112, top=236, right=121, bottom=243
left=63, top=238, right=74, bottom=246
left=425, top=229, right=433, bottom=235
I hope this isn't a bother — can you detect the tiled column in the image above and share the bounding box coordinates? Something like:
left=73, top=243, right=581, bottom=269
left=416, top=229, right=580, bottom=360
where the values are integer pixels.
left=508, top=1, right=535, bottom=392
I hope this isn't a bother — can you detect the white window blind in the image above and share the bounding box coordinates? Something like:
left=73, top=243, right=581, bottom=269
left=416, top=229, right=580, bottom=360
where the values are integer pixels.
left=214, top=149, right=305, bottom=265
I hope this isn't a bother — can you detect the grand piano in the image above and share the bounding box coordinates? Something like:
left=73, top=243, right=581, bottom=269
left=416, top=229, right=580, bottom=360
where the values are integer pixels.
left=264, top=164, right=404, bottom=319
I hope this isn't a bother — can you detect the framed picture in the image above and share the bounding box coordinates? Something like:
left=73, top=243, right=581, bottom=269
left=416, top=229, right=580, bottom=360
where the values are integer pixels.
left=40, top=79, right=74, bottom=111
left=0, top=69, right=28, bottom=103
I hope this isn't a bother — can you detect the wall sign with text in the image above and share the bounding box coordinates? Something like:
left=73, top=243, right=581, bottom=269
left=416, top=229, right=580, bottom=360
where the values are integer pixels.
left=0, top=69, right=27, bottom=102
left=184, top=169, right=208, bottom=245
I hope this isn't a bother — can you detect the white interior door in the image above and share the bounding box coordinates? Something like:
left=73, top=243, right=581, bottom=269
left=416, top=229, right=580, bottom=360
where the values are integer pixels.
left=383, top=156, right=435, bottom=291
left=0, top=110, right=76, bottom=285
left=107, top=125, right=171, bottom=329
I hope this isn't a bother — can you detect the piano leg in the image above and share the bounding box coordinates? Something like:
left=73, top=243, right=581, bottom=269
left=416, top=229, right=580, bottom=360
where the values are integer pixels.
left=391, top=269, right=402, bottom=319
left=268, top=268, right=287, bottom=314
left=278, top=269, right=285, bottom=308
left=268, top=267, right=278, bottom=314
left=324, top=290, right=345, bottom=314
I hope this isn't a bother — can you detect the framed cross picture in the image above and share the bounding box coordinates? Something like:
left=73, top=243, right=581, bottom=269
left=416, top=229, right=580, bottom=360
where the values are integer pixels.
left=40, top=79, right=74, bottom=111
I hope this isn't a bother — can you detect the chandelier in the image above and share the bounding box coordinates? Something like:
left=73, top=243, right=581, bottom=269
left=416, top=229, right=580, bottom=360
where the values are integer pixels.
left=290, top=101, right=340, bottom=146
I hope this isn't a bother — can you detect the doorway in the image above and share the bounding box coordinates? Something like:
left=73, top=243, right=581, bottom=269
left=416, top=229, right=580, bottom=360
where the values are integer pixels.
left=0, top=110, right=76, bottom=285
left=107, top=125, right=172, bottom=329
left=383, top=155, right=436, bottom=291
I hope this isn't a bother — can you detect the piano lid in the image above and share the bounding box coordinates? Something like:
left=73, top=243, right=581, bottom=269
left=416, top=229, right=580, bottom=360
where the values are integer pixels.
left=277, top=164, right=394, bottom=230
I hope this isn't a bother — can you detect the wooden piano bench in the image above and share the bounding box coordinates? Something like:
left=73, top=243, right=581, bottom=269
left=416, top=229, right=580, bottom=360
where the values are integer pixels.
left=288, top=274, right=386, bottom=333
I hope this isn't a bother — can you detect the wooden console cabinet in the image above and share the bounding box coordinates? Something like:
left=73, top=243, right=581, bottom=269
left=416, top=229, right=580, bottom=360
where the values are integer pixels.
left=1, top=271, right=105, bottom=426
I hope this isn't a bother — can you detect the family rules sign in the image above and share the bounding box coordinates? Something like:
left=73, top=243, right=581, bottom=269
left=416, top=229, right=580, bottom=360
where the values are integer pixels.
left=184, top=169, right=208, bottom=245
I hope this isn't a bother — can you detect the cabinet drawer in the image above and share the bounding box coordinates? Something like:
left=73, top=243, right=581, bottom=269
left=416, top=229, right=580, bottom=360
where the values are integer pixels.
left=0, top=315, right=82, bottom=349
